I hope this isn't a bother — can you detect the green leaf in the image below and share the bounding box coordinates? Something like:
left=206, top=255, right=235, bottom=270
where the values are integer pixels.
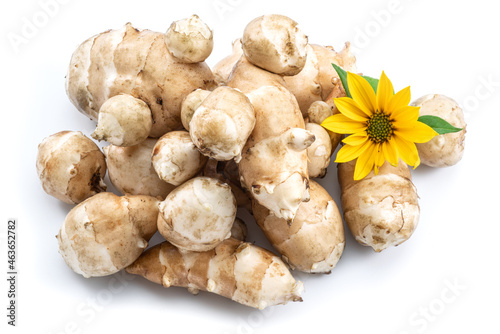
left=418, top=115, right=463, bottom=135
left=331, top=63, right=381, bottom=97
left=332, top=63, right=351, bottom=97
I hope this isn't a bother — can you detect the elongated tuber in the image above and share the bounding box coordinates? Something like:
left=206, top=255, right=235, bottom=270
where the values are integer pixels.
left=126, top=238, right=304, bottom=309
left=253, top=180, right=344, bottom=273
left=36, top=131, right=106, bottom=204
left=104, top=139, right=175, bottom=199
left=157, top=176, right=237, bottom=252
left=411, top=94, right=466, bottom=167
left=57, top=192, right=159, bottom=277
left=152, top=131, right=207, bottom=186
left=338, top=160, right=420, bottom=252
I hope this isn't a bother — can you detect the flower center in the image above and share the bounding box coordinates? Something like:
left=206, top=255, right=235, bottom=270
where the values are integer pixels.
left=366, top=111, right=393, bottom=143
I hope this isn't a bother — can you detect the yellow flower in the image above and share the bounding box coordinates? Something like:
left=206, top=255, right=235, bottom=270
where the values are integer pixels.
left=321, top=71, right=438, bottom=180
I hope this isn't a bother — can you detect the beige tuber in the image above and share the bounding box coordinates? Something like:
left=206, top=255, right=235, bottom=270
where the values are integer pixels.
left=305, top=123, right=332, bottom=178
left=152, top=131, right=208, bottom=186
left=157, top=176, right=237, bottom=252
left=66, top=23, right=215, bottom=138
left=253, top=180, right=345, bottom=273
left=212, top=39, right=243, bottom=85
left=165, top=15, right=214, bottom=63
left=189, top=86, right=256, bottom=162
left=180, top=89, right=211, bottom=131
left=339, top=160, right=420, bottom=252
left=126, top=238, right=304, bottom=309
left=411, top=94, right=466, bottom=167
left=103, top=139, right=175, bottom=199
left=57, top=192, right=159, bottom=277
left=242, top=14, right=308, bottom=76
left=36, top=131, right=106, bottom=204
left=92, top=94, right=152, bottom=147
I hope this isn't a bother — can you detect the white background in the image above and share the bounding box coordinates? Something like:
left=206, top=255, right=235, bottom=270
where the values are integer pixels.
left=1, top=0, right=499, bottom=333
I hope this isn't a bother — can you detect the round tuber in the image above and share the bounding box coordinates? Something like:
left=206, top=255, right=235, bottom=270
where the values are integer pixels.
left=157, top=176, right=237, bottom=252
left=152, top=130, right=208, bottom=186
left=165, top=15, right=214, bottom=63
left=242, top=14, right=308, bottom=76
left=36, top=131, right=107, bottom=204
left=92, top=94, right=152, bottom=147
left=411, top=94, right=466, bottom=167
left=189, top=86, right=255, bottom=162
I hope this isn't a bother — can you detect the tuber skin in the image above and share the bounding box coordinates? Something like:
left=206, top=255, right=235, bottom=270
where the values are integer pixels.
left=92, top=94, right=152, bottom=147
left=238, top=127, right=315, bottom=222
left=307, top=101, right=333, bottom=125
left=253, top=180, right=345, bottom=273
left=242, top=14, right=308, bottom=76
left=212, top=39, right=243, bottom=85
left=283, top=44, right=322, bottom=115
left=57, top=193, right=159, bottom=277
left=189, top=86, right=256, bottom=162
left=157, top=176, right=237, bottom=252
left=411, top=94, right=466, bottom=167
left=203, top=158, right=252, bottom=212
left=36, top=131, right=107, bottom=204
left=338, top=160, right=420, bottom=252
left=228, top=71, right=313, bottom=221
left=66, top=23, right=215, bottom=138
left=310, top=43, right=357, bottom=100
left=305, top=123, right=332, bottom=178
left=152, top=131, right=208, bottom=186
left=180, top=89, right=211, bottom=131
left=165, top=15, right=214, bottom=63
left=126, top=238, right=304, bottom=309
left=104, top=138, right=175, bottom=199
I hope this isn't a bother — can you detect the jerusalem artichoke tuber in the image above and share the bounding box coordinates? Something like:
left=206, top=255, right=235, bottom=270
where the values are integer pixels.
left=411, top=94, right=466, bottom=167
left=157, top=176, right=237, bottom=252
left=126, top=238, right=304, bottom=309
left=253, top=180, right=345, bottom=273
left=338, top=159, right=420, bottom=252
left=36, top=131, right=106, bottom=204
left=57, top=192, right=159, bottom=277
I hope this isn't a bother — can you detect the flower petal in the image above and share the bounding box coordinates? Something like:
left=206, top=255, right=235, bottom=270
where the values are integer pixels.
left=390, top=105, right=420, bottom=123
left=387, top=86, right=411, bottom=114
left=374, top=144, right=386, bottom=174
left=382, top=139, right=399, bottom=166
left=334, top=97, right=371, bottom=121
left=335, top=140, right=372, bottom=163
left=377, top=71, right=394, bottom=113
left=394, top=121, right=438, bottom=143
left=321, top=114, right=367, bottom=134
left=354, top=144, right=377, bottom=180
left=342, top=133, right=369, bottom=146
left=393, top=135, right=420, bottom=167
left=347, top=72, right=376, bottom=116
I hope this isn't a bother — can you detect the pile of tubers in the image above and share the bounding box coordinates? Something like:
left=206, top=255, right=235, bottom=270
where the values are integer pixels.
left=36, top=14, right=466, bottom=310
